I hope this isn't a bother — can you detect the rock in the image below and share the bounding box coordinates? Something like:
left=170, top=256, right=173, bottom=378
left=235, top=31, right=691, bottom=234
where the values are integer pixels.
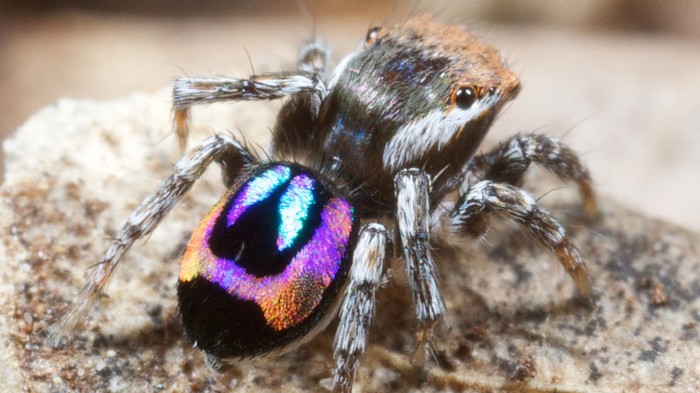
left=1, top=91, right=699, bottom=392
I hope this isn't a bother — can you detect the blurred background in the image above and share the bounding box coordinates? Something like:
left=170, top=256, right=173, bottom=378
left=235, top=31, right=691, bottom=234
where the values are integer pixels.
left=1, top=0, right=699, bottom=230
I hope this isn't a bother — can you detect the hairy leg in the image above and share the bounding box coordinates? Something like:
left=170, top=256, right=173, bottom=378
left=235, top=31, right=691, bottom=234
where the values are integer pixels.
left=48, top=135, right=253, bottom=344
left=333, top=223, right=388, bottom=393
left=470, top=134, right=596, bottom=220
left=173, top=72, right=326, bottom=151
left=447, top=180, right=591, bottom=298
left=394, top=169, right=447, bottom=364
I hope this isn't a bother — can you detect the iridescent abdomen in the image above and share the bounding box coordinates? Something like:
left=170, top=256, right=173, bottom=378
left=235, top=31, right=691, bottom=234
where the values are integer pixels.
left=177, top=163, right=358, bottom=358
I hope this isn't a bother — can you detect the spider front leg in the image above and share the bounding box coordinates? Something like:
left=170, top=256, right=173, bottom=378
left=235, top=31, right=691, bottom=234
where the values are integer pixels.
left=48, top=134, right=253, bottom=344
left=447, top=180, right=592, bottom=298
left=333, top=223, right=388, bottom=393
left=394, top=169, right=447, bottom=364
left=173, top=71, right=326, bottom=151
left=470, top=134, right=597, bottom=220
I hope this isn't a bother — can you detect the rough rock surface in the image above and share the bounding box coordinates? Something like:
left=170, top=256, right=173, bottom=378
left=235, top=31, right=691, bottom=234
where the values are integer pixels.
left=1, top=92, right=699, bottom=392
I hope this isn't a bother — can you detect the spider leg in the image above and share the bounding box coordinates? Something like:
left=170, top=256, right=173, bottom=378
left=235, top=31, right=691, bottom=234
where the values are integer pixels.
left=333, top=223, right=388, bottom=393
left=47, top=134, right=253, bottom=344
left=394, top=169, right=446, bottom=365
left=470, top=134, right=596, bottom=220
left=270, top=40, right=331, bottom=160
left=173, top=71, right=326, bottom=151
left=447, top=180, right=592, bottom=298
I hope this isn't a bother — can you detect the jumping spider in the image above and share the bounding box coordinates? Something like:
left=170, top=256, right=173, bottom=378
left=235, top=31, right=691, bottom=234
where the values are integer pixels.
left=51, top=16, right=596, bottom=392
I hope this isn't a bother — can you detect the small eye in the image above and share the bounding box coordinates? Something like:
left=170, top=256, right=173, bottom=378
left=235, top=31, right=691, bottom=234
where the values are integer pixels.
left=452, top=86, right=476, bottom=109
left=365, top=26, right=382, bottom=45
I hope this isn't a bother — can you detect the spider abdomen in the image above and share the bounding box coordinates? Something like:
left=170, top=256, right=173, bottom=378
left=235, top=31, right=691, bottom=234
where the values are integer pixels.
left=177, top=163, right=358, bottom=358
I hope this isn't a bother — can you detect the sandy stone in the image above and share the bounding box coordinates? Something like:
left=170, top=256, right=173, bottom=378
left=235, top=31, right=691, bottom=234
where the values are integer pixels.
left=1, top=90, right=699, bottom=392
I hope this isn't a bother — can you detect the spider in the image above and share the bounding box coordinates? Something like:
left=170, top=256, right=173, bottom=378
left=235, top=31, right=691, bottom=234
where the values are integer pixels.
left=51, top=16, right=596, bottom=392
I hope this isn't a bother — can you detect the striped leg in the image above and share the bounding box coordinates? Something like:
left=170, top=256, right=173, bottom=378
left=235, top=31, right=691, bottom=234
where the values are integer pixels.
left=448, top=180, right=592, bottom=298
left=333, top=224, right=388, bottom=393
left=395, top=169, right=447, bottom=365
left=470, top=134, right=596, bottom=220
left=48, top=135, right=253, bottom=344
left=173, top=71, right=325, bottom=151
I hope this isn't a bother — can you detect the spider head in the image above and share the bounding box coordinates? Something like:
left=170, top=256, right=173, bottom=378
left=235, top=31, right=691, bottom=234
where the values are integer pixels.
left=317, top=16, right=520, bottom=210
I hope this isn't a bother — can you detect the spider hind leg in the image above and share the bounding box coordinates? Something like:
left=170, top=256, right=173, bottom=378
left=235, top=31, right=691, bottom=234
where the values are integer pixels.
left=47, top=135, right=253, bottom=345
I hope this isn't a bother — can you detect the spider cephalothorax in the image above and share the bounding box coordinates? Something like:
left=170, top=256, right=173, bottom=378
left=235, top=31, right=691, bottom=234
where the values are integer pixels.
left=51, top=16, right=595, bottom=393
left=276, top=17, right=522, bottom=212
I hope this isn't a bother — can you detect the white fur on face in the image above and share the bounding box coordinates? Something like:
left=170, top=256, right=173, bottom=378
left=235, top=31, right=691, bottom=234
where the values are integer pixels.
left=382, top=93, right=501, bottom=172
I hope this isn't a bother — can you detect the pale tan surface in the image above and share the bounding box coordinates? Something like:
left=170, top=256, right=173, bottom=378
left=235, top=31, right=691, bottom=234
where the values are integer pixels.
left=1, top=91, right=699, bottom=392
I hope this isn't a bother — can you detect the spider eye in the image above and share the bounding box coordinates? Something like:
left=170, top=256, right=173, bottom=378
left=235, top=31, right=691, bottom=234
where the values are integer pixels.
left=452, top=86, right=476, bottom=109
left=365, top=26, right=382, bottom=45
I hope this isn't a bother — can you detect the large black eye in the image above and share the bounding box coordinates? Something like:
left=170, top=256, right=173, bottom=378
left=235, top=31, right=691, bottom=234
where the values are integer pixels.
left=453, top=86, right=476, bottom=109
left=365, top=26, right=382, bottom=45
